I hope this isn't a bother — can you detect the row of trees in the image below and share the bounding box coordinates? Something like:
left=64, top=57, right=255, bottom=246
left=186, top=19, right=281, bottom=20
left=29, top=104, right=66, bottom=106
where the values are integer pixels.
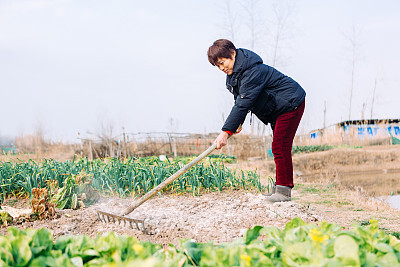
left=217, top=0, right=382, bottom=134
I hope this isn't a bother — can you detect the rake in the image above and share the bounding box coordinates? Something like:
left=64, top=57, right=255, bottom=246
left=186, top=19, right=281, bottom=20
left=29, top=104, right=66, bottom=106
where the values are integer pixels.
left=96, top=142, right=219, bottom=234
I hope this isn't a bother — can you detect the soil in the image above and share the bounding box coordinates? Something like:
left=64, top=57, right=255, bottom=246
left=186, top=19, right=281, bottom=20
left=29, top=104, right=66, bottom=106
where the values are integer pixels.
left=1, top=191, right=321, bottom=246
left=1, top=145, right=400, bottom=246
left=1, top=184, right=399, bottom=246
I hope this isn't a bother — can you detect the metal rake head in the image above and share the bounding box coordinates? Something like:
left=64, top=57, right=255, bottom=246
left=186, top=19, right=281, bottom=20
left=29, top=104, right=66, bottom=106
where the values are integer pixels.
left=96, top=210, right=149, bottom=235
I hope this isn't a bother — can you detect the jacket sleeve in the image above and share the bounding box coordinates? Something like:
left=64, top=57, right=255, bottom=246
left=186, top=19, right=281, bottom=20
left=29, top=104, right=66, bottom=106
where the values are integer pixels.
left=221, top=69, right=264, bottom=132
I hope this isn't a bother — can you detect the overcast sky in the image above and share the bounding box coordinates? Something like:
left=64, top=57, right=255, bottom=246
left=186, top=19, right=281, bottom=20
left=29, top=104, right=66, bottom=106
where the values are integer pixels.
left=1, top=0, right=399, bottom=142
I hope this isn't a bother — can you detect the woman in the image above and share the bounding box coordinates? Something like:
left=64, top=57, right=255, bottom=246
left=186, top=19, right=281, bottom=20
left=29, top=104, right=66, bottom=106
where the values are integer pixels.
left=207, top=39, right=306, bottom=202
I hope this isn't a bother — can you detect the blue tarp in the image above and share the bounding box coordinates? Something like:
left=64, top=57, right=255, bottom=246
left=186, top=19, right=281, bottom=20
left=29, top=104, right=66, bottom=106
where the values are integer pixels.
left=0, top=146, right=17, bottom=154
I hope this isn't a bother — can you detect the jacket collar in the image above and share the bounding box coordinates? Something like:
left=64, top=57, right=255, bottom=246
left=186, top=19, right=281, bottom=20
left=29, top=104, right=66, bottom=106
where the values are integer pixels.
left=227, top=48, right=263, bottom=87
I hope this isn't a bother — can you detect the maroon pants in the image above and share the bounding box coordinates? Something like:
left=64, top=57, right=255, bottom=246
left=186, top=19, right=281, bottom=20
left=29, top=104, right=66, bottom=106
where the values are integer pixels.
left=271, top=100, right=305, bottom=188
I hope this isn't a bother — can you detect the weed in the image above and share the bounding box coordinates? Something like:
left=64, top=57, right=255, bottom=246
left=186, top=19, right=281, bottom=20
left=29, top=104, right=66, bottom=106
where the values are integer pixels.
left=326, top=183, right=337, bottom=189
left=358, top=220, right=370, bottom=226
left=303, top=187, right=320, bottom=193
left=337, top=201, right=353, bottom=206
left=374, top=226, right=400, bottom=239
left=314, top=200, right=333, bottom=205
left=388, top=231, right=400, bottom=239
left=7, top=199, right=18, bottom=206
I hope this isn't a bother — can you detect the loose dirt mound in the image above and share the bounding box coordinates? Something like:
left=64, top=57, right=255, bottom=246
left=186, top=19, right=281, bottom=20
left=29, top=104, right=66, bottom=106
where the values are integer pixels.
left=0, top=191, right=321, bottom=246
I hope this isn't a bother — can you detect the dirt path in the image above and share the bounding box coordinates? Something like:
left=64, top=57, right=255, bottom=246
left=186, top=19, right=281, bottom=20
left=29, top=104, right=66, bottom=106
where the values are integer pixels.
left=293, top=182, right=400, bottom=233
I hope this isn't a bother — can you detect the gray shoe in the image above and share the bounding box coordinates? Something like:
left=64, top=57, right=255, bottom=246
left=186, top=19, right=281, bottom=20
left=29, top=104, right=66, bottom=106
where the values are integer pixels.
left=265, top=185, right=291, bottom=202
left=263, top=186, right=276, bottom=196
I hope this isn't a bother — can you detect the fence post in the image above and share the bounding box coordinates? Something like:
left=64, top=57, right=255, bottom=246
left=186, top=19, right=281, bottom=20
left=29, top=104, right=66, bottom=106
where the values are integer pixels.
left=117, top=140, right=121, bottom=158
left=122, top=127, right=127, bottom=158
left=89, top=140, right=93, bottom=161
left=109, top=138, right=114, bottom=157
left=173, top=136, right=177, bottom=157
left=167, top=133, right=173, bottom=155
left=127, top=135, right=131, bottom=158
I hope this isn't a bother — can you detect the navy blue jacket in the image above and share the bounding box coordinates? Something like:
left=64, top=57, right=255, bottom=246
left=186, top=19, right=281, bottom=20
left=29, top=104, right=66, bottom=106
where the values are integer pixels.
left=222, top=48, right=306, bottom=132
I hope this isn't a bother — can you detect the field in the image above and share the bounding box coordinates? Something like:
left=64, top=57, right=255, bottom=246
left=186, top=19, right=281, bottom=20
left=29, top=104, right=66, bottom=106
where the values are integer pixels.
left=0, top=144, right=400, bottom=265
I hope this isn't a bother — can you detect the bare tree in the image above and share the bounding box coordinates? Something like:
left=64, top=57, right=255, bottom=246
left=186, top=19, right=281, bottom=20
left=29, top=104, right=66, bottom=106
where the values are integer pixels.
left=261, top=0, right=297, bottom=157
left=167, top=118, right=179, bottom=157
left=269, top=0, right=297, bottom=68
left=361, top=102, right=367, bottom=120
left=242, top=0, right=263, bottom=50
left=343, top=24, right=363, bottom=121
left=370, top=74, right=384, bottom=119
left=241, top=0, right=264, bottom=135
left=370, top=77, right=377, bottom=119
left=99, top=122, right=115, bottom=157
left=167, top=117, right=179, bottom=133
left=219, top=0, right=238, bottom=42
left=215, top=0, right=298, bottom=158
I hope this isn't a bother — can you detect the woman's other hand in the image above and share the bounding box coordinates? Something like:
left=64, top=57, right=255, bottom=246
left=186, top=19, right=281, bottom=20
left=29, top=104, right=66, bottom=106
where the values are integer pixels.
left=236, top=124, right=242, bottom=134
left=214, top=131, right=229, bottom=149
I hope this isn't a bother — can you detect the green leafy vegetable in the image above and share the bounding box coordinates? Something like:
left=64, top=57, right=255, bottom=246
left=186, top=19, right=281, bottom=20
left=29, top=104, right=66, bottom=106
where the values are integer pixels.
left=0, top=218, right=399, bottom=266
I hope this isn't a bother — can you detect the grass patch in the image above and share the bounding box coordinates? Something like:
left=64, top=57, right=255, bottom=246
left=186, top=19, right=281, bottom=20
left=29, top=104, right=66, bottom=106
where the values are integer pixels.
left=337, top=201, right=353, bottom=206
left=292, top=145, right=333, bottom=154
left=302, top=187, right=320, bottom=193
left=293, top=184, right=306, bottom=191
left=314, top=200, right=333, bottom=205
left=291, top=144, right=362, bottom=155
left=297, top=183, right=338, bottom=194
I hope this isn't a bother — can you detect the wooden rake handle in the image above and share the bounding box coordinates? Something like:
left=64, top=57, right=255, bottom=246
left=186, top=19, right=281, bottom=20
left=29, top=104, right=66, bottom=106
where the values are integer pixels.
left=121, top=142, right=219, bottom=216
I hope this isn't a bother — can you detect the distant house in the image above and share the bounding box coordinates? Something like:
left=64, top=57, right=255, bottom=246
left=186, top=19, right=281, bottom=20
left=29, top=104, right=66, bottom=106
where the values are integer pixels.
left=338, top=119, right=400, bottom=138
left=309, top=119, right=400, bottom=144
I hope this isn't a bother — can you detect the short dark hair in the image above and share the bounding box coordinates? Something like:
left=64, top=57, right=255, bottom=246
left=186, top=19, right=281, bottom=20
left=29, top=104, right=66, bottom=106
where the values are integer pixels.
left=207, top=39, right=236, bottom=66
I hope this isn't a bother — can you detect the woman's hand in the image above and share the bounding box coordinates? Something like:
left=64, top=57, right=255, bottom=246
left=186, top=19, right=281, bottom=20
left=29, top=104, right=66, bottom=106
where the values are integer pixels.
left=214, top=131, right=229, bottom=149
